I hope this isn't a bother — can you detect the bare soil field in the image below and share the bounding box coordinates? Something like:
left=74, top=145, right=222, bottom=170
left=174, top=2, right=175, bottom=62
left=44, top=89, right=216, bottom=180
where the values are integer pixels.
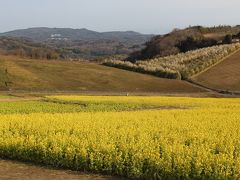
left=0, top=160, right=120, bottom=180
left=192, top=50, right=240, bottom=92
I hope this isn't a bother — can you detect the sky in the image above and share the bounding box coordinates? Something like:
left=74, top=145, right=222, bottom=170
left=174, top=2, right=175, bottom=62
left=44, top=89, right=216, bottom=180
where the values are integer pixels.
left=0, top=0, right=239, bottom=34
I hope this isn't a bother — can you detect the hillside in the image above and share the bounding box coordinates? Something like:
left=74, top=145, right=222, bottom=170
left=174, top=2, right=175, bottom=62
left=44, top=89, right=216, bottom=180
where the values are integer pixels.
left=129, top=25, right=240, bottom=61
left=0, top=28, right=152, bottom=59
left=104, top=43, right=240, bottom=80
left=192, top=50, right=240, bottom=92
left=0, top=27, right=152, bottom=43
left=0, top=55, right=205, bottom=93
left=0, top=37, right=60, bottom=59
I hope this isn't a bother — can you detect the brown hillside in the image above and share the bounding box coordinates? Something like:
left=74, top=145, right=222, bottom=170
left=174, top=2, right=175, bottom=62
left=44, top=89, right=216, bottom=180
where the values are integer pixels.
left=192, top=50, right=240, bottom=92
left=0, top=55, right=205, bottom=93
left=129, top=26, right=240, bottom=61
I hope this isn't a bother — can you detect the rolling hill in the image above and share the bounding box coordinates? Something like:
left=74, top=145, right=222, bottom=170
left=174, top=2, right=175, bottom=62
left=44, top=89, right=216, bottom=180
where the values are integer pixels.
left=0, top=37, right=60, bottom=59
left=129, top=25, right=240, bottom=61
left=0, top=55, right=205, bottom=93
left=104, top=43, right=240, bottom=80
left=0, top=27, right=152, bottom=43
left=192, top=49, right=240, bottom=92
left=0, top=28, right=152, bottom=59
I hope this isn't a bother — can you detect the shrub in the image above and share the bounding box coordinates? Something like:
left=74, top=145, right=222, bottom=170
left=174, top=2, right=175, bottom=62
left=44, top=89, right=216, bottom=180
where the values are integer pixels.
left=103, top=43, right=240, bottom=79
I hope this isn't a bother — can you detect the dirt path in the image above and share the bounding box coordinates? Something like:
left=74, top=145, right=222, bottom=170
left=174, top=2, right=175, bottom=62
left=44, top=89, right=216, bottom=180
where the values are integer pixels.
left=0, top=160, right=120, bottom=180
left=187, top=79, right=240, bottom=96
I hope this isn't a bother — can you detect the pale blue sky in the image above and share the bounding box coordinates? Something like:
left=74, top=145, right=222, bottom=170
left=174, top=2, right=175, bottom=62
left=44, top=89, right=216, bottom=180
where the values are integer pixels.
left=0, top=0, right=239, bottom=34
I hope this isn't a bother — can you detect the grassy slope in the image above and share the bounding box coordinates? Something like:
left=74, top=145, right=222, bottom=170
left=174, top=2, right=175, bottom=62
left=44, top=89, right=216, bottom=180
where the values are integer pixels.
left=0, top=55, right=204, bottom=93
left=192, top=50, right=240, bottom=92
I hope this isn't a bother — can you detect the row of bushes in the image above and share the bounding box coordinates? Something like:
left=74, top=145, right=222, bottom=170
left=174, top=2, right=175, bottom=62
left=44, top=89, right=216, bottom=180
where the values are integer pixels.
left=103, top=43, right=240, bottom=80
left=103, top=60, right=181, bottom=79
left=129, top=26, right=240, bottom=61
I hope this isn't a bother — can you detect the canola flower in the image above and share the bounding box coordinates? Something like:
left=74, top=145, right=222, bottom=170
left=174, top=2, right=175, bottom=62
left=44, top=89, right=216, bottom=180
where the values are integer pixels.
left=0, top=96, right=240, bottom=179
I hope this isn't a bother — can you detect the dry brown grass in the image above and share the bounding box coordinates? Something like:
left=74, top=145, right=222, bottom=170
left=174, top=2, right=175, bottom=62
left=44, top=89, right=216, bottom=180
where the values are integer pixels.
left=192, top=50, right=240, bottom=92
left=0, top=55, right=205, bottom=93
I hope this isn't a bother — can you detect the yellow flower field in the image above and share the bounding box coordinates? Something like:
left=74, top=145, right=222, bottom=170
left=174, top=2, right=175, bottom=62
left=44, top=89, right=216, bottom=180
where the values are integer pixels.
left=0, top=96, right=240, bottom=179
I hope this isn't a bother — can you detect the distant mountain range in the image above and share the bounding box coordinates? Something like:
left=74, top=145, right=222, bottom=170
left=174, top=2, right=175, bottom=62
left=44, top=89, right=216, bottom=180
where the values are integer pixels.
left=0, top=27, right=152, bottom=43
left=4, top=26, right=239, bottom=61
left=0, top=28, right=153, bottom=59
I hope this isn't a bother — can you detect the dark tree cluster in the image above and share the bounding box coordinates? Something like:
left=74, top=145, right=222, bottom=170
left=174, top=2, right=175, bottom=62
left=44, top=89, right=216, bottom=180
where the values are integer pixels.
left=0, top=37, right=60, bottom=60
left=128, top=26, right=240, bottom=61
left=177, top=37, right=218, bottom=52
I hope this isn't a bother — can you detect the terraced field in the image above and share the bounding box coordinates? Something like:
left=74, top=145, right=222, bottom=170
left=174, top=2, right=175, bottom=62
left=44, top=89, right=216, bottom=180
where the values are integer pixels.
left=192, top=50, right=240, bottom=92
left=104, top=43, right=240, bottom=80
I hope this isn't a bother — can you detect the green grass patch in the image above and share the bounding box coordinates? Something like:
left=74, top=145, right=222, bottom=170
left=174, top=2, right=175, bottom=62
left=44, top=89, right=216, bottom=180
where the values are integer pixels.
left=0, top=100, right=161, bottom=115
left=0, top=95, right=13, bottom=99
